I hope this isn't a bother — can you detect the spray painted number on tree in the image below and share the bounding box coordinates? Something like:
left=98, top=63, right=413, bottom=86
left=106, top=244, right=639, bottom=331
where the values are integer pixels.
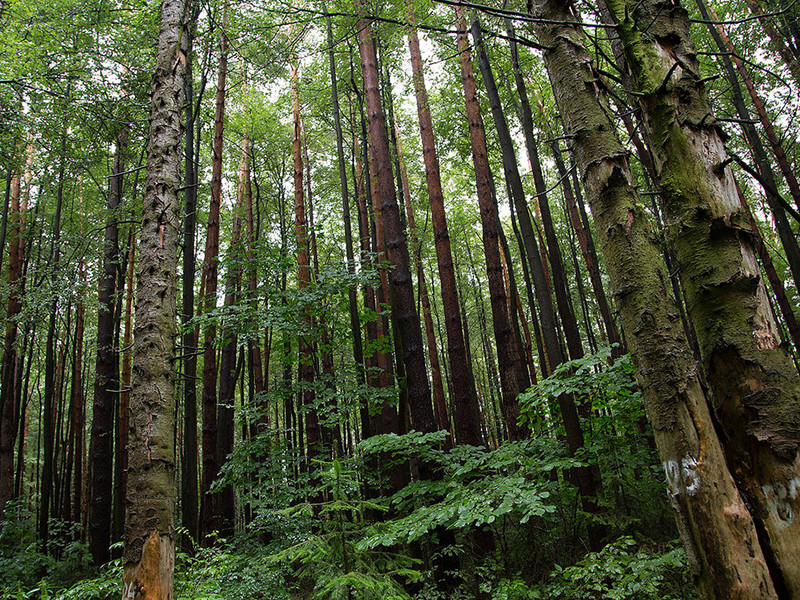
left=663, top=457, right=700, bottom=498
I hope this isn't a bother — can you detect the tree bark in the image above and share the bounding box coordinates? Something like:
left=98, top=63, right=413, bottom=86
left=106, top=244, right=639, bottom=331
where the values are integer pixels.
left=408, top=22, right=482, bottom=446
left=0, top=167, right=21, bottom=515
left=292, top=62, right=321, bottom=463
left=605, top=0, right=800, bottom=593
left=71, top=284, right=85, bottom=527
left=115, top=230, right=135, bottom=542
left=40, top=95, right=69, bottom=550
left=736, top=181, right=800, bottom=355
left=704, top=2, right=800, bottom=217
left=215, top=158, right=243, bottom=536
left=122, top=0, right=187, bottom=592
left=90, top=128, right=125, bottom=565
left=326, top=8, right=364, bottom=389
left=453, top=6, right=528, bottom=443
left=181, top=0, right=201, bottom=547
left=200, top=6, right=227, bottom=539
left=746, top=0, right=800, bottom=90
left=532, top=0, right=778, bottom=595
left=356, top=4, right=435, bottom=441
left=395, top=124, right=451, bottom=439
left=693, top=0, right=800, bottom=297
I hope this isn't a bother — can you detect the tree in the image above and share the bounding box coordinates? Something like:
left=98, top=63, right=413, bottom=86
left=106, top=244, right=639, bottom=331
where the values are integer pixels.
left=122, top=0, right=188, bottom=592
left=407, top=18, right=482, bottom=447
left=531, top=0, right=794, bottom=593
left=89, top=128, right=125, bottom=565
left=606, top=0, right=800, bottom=592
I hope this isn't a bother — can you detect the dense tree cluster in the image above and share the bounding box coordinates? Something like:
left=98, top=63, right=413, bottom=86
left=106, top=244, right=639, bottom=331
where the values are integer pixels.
left=2, top=0, right=800, bottom=596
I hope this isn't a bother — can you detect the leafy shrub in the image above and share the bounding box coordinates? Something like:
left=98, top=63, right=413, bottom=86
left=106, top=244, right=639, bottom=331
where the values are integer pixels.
left=533, top=536, right=694, bottom=599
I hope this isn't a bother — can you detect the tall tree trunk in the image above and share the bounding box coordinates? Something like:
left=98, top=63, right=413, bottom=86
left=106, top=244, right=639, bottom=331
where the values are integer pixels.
left=71, top=284, right=85, bottom=527
left=453, top=6, right=528, bottom=442
left=0, top=167, right=21, bottom=515
left=693, top=0, right=800, bottom=296
left=703, top=1, right=800, bottom=216
left=395, top=124, right=451, bottom=439
left=200, top=6, right=228, bottom=538
left=356, top=5, right=435, bottom=440
left=122, top=0, right=187, bottom=592
left=243, top=137, right=266, bottom=414
left=606, top=0, right=800, bottom=593
left=181, top=0, right=201, bottom=548
left=13, top=167, right=30, bottom=503
left=215, top=149, right=244, bottom=537
left=532, top=1, right=778, bottom=595
left=41, top=93, right=69, bottom=550
left=746, top=0, right=800, bottom=89
left=292, top=62, right=321, bottom=462
left=470, top=22, right=602, bottom=542
left=352, top=130, right=377, bottom=437
left=326, top=8, right=364, bottom=388
left=736, top=181, right=800, bottom=354
left=90, top=128, right=125, bottom=565
left=408, top=21, right=482, bottom=446
left=115, top=230, right=135, bottom=542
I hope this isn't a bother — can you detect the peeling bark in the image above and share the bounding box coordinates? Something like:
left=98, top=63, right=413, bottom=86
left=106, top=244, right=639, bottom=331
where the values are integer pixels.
left=605, top=0, right=800, bottom=592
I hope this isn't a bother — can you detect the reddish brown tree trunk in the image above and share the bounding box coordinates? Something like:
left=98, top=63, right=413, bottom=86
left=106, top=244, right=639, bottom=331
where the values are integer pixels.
left=408, top=23, right=483, bottom=446
left=0, top=168, right=21, bottom=515
left=707, top=3, right=800, bottom=215
left=356, top=4, right=435, bottom=440
left=396, top=124, right=451, bottom=439
left=292, top=63, right=321, bottom=462
left=71, top=283, right=85, bottom=527
left=200, top=8, right=227, bottom=538
left=90, top=131, right=125, bottom=565
left=454, top=6, right=528, bottom=441
left=215, top=157, right=243, bottom=536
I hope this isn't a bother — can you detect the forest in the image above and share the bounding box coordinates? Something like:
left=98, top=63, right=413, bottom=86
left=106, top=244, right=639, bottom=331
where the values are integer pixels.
left=1, top=0, right=800, bottom=596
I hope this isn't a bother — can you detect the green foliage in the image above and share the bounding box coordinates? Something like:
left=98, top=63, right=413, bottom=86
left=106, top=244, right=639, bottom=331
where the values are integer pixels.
left=266, top=459, right=420, bottom=600
left=533, top=537, right=693, bottom=599
left=359, top=435, right=565, bottom=548
left=173, top=540, right=292, bottom=600
left=520, top=347, right=672, bottom=535
left=0, top=506, right=92, bottom=596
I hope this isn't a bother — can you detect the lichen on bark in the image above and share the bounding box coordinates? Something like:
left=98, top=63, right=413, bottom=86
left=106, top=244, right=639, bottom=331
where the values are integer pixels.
left=605, top=0, right=800, bottom=593
left=122, top=0, right=188, bottom=595
left=530, top=0, right=781, bottom=595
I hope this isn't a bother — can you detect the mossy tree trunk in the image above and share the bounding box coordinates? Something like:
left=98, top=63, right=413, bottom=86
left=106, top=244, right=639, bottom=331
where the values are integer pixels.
left=121, top=0, right=187, bottom=593
left=531, top=0, right=780, bottom=596
left=606, top=0, right=800, bottom=593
